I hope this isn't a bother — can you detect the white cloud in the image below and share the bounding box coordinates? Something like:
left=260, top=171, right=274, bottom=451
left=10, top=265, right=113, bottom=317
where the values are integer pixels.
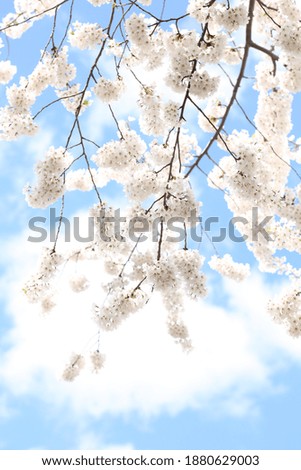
left=76, top=431, right=134, bottom=451
left=0, top=394, right=12, bottom=419
left=0, top=232, right=301, bottom=422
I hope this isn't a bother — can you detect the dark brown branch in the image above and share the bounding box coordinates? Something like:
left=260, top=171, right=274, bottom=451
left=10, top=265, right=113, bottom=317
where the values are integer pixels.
left=157, top=218, right=164, bottom=261
left=187, top=95, right=237, bottom=160
left=256, top=0, right=281, bottom=27
left=57, top=0, right=75, bottom=51
left=33, top=91, right=82, bottom=119
left=250, top=39, right=278, bottom=69
left=52, top=194, right=65, bottom=252
left=185, top=0, right=258, bottom=177
left=108, top=104, right=124, bottom=139
left=119, top=234, right=143, bottom=277
left=42, top=4, right=59, bottom=55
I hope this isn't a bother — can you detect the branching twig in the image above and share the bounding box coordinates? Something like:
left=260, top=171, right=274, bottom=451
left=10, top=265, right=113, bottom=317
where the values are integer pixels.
left=186, top=0, right=259, bottom=177
left=0, top=0, right=69, bottom=34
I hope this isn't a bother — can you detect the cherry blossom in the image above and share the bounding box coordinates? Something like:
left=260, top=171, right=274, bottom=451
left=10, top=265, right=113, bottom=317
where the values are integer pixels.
left=1, top=0, right=301, bottom=379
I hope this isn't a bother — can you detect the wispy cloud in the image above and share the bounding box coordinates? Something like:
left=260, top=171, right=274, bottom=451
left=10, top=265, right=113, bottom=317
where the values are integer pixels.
left=0, top=231, right=300, bottom=422
left=76, top=431, right=134, bottom=451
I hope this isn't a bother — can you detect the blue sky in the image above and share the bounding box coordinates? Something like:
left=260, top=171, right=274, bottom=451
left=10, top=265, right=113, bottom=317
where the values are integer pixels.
left=1, top=0, right=301, bottom=451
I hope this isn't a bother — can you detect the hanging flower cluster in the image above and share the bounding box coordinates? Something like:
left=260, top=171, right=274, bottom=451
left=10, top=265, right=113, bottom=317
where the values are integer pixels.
left=1, top=0, right=301, bottom=379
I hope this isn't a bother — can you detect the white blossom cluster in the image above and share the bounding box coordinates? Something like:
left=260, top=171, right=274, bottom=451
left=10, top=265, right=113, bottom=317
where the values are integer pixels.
left=62, top=353, right=85, bottom=382
left=207, top=80, right=300, bottom=282
left=268, top=286, right=301, bottom=337
left=105, top=39, right=123, bottom=57
left=173, top=249, right=207, bottom=299
left=0, top=106, right=37, bottom=140
left=198, top=99, right=225, bottom=133
left=124, top=13, right=165, bottom=69
left=125, top=13, right=151, bottom=49
left=162, top=177, right=200, bottom=220
left=151, top=252, right=206, bottom=348
left=1, top=12, right=33, bottom=38
left=276, top=22, right=301, bottom=55
left=208, top=254, right=250, bottom=282
left=44, top=47, right=77, bottom=89
left=87, top=0, right=112, bottom=6
left=0, top=38, right=17, bottom=84
left=88, top=203, right=131, bottom=257
left=164, top=31, right=206, bottom=93
left=1, top=0, right=63, bottom=38
left=69, top=273, right=89, bottom=293
left=167, top=315, right=192, bottom=351
left=0, top=75, right=37, bottom=139
left=91, top=124, right=146, bottom=171
left=56, top=85, right=92, bottom=114
left=254, top=61, right=279, bottom=92
left=138, top=87, right=176, bottom=136
left=6, top=81, right=36, bottom=112
left=65, top=168, right=109, bottom=192
left=92, top=77, right=125, bottom=103
left=189, top=70, right=220, bottom=100
left=187, top=1, right=248, bottom=33
left=215, top=4, right=248, bottom=32
left=90, top=350, right=106, bottom=373
left=23, top=248, right=63, bottom=312
left=255, top=90, right=293, bottom=140
left=24, top=147, right=73, bottom=208
left=280, top=54, right=301, bottom=93
left=68, top=21, right=107, bottom=50
left=62, top=350, right=105, bottom=380
left=28, top=47, right=76, bottom=93
left=0, top=46, right=78, bottom=139
left=94, top=286, right=149, bottom=331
